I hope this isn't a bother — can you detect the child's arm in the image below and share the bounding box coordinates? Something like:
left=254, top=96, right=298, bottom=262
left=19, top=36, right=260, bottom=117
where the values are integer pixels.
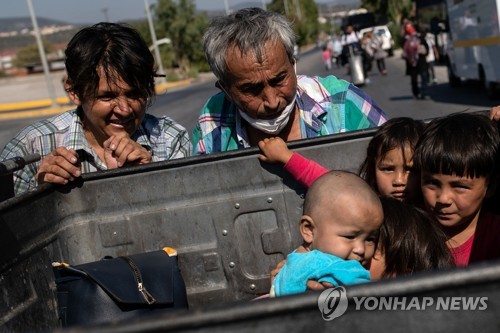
left=258, top=137, right=329, bottom=188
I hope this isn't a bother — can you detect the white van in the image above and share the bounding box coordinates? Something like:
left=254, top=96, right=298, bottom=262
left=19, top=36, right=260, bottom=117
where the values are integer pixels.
left=445, top=0, right=500, bottom=98
left=359, top=25, right=395, bottom=56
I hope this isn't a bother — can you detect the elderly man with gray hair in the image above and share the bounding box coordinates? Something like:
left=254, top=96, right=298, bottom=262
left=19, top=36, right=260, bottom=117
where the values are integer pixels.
left=193, top=7, right=387, bottom=155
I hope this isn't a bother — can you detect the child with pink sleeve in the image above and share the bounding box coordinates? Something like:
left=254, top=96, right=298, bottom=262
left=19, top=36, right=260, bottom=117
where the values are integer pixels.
left=258, top=136, right=328, bottom=187
left=258, top=117, right=424, bottom=202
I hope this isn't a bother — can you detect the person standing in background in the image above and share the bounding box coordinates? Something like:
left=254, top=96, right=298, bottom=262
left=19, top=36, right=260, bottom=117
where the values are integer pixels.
left=321, top=45, right=332, bottom=71
left=424, top=28, right=439, bottom=84
left=403, top=27, right=429, bottom=99
left=371, top=31, right=388, bottom=76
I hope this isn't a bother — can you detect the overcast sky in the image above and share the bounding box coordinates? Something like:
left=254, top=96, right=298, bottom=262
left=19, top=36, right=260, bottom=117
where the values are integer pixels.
left=1, top=0, right=348, bottom=24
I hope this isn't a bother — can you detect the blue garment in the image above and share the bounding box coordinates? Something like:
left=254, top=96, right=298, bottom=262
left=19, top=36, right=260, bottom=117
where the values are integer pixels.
left=272, top=250, right=370, bottom=297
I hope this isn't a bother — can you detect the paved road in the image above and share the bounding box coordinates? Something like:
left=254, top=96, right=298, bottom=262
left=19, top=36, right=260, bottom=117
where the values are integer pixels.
left=327, top=50, right=493, bottom=120
left=0, top=47, right=494, bottom=151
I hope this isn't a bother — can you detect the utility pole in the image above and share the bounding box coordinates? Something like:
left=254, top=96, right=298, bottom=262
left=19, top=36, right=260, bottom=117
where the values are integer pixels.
left=101, top=8, right=109, bottom=22
left=26, top=0, right=58, bottom=109
left=293, top=0, right=302, bottom=21
left=224, top=0, right=230, bottom=15
left=284, top=0, right=289, bottom=16
left=261, top=0, right=267, bottom=10
left=144, top=0, right=165, bottom=83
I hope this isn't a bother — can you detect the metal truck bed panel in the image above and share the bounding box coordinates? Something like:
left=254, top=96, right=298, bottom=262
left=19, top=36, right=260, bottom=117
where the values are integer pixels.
left=57, top=261, right=500, bottom=333
left=0, top=129, right=372, bottom=331
left=1, top=124, right=498, bottom=332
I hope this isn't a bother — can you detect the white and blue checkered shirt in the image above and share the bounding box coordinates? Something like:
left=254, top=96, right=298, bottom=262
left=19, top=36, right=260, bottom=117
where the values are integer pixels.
left=0, top=108, right=192, bottom=195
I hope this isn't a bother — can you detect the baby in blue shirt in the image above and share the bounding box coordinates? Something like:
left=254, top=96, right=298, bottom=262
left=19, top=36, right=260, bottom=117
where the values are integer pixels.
left=272, top=170, right=383, bottom=296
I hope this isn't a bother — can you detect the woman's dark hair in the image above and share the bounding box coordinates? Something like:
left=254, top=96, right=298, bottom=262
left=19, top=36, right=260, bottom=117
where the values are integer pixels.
left=414, top=112, right=499, bottom=180
left=359, top=117, right=425, bottom=192
left=65, top=22, right=156, bottom=106
left=378, top=196, right=454, bottom=278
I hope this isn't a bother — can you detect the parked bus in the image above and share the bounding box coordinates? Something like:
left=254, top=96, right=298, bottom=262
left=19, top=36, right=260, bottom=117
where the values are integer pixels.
left=417, top=0, right=500, bottom=97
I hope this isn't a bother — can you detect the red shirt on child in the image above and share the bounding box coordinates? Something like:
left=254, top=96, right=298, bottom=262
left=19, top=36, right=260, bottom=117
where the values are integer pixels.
left=450, top=233, right=474, bottom=267
left=467, top=210, right=500, bottom=265
left=449, top=210, right=500, bottom=267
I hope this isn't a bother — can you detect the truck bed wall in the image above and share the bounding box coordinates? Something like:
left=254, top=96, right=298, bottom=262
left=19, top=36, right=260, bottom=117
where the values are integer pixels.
left=0, top=129, right=374, bottom=332
left=1, top=121, right=499, bottom=333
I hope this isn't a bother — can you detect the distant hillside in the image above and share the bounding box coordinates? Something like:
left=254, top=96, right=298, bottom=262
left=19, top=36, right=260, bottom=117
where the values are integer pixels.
left=0, top=17, right=73, bottom=33
left=0, top=17, right=81, bottom=51
left=0, top=17, right=112, bottom=51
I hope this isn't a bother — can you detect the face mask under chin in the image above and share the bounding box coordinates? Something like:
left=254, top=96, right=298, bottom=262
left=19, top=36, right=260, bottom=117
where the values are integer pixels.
left=238, top=96, right=297, bottom=134
left=220, top=60, right=298, bottom=135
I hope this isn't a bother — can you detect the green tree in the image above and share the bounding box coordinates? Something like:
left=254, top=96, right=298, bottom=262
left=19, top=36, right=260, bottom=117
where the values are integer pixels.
left=154, top=0, right=208, bottom=77
left=130, top=19, right=176, bottom=76
left=268, top=0, right=320, bottom=46
left=130, top=20, right=152, bottom=46
left=13, top=41, right=55, bottom=68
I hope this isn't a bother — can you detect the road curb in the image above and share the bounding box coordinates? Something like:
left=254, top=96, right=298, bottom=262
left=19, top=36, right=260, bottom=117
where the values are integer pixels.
left=0, top=107, right=72, bottom=121
left=0, top=97, right=71, bottom=113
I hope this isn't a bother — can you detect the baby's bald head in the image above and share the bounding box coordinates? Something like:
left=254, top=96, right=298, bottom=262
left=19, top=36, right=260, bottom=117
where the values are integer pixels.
left=303, top=170, right=383, bottom=226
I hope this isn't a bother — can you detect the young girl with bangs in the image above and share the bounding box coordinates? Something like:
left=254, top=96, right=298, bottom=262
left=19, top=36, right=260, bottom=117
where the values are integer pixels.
left=413, top=112, right=500, bottom=267
left=258, top=117, right=424, bottom=202
left=359, top=117, right=424, bottom=202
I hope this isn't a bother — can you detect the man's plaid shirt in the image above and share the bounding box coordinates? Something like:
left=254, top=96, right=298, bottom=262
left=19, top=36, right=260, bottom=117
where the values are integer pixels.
left=193, top=75, right=388, bottom=155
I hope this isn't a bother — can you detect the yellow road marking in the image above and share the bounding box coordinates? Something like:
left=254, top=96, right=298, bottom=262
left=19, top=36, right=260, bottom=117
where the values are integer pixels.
left=0, top=107, right=70, bottom=120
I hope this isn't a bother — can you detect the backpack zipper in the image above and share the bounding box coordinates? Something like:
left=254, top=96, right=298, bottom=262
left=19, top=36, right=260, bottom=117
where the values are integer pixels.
left=120, top=256, right=156, bottom=305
